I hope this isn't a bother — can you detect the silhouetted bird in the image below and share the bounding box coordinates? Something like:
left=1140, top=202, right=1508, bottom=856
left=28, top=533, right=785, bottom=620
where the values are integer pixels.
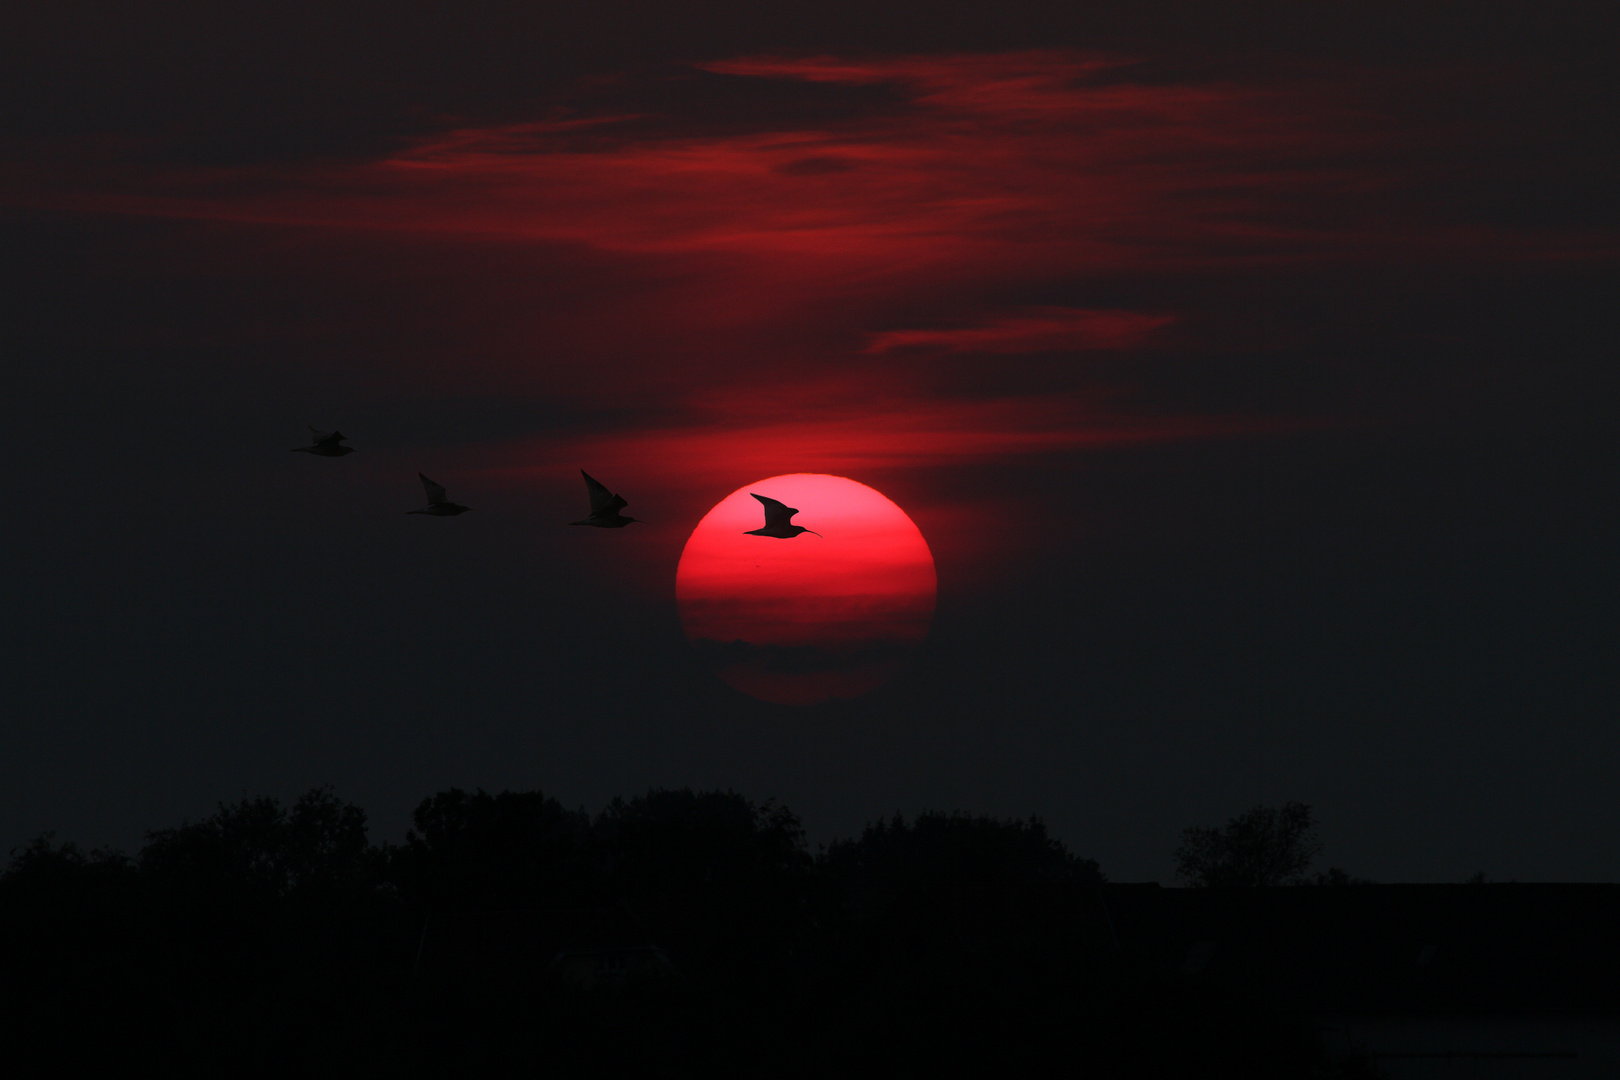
left=407, top=473, right=472, bottom=516
left=571, top=470, right=643, bottom=528
left=745, top=493, right=822, bottom=538
left=291, top=426, right=355, bottom=457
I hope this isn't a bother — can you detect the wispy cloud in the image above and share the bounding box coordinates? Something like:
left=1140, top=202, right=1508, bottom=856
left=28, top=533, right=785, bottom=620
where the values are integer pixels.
left=9, top=50, right=1543, bottom=270
left=485, top=392, right=1307, bottom=499
left=5, top=48, right=1601, bottom=527
left=865, top=308, right=1174, bottom=355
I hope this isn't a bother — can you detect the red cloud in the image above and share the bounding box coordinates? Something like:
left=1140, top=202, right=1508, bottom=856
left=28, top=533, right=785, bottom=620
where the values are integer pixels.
left=0, top=53, right=1464, bottom=267
left=4, top=47, right=1604, bottom=562
left=10, top=51, right=1599, bottom=285
left=865, top=308, right=1174, bottom=355
left=486, top=389, right=1304, bottom=504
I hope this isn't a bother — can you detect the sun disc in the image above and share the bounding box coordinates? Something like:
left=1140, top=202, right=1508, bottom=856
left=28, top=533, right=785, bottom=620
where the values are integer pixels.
left=676, top=474, right=937, bottom=705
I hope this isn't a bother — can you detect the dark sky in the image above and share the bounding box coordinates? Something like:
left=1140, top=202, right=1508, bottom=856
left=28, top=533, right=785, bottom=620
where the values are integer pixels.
left=4, top=2, right=1616, bottom=882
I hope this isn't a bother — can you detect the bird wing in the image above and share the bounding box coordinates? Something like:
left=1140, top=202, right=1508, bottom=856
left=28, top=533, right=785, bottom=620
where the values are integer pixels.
left=309, top=426, right=342, bottom=446
left=419, top=472, right=449, bottom=505
left=582, top=470, right=627, bottom=516
left=750, top=493, right=799, bottom=528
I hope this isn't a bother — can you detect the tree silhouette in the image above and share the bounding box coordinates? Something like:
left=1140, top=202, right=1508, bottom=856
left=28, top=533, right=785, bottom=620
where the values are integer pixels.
left=593, top=787, right=809, bottom=899
left=592, top=788, right=812, bottom=977
left=1, top=787, right=1352, bottom=1075
left=392, top=788, right=592, bottom=912
left=1308, top=866, right=1375, bottom=886
left=1, top=793, right=405, bottom=1072
left=140, top=786, right=374, bottom=900
left=812, top=810, right=1106, bottom=1007
left=821, top=810, right=1102, bottom=908
left=0, top=833, right=135, bottom=912
left=1174, top=802, right=1322, bottom=887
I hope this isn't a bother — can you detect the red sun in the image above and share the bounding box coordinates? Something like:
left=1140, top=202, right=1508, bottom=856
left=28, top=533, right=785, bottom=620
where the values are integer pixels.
left=676, top=474, right=937, bottom=705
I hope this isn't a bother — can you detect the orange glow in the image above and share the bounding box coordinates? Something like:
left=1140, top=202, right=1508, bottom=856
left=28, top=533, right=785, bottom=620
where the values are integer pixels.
left=676, top=474, right=936, bottom=705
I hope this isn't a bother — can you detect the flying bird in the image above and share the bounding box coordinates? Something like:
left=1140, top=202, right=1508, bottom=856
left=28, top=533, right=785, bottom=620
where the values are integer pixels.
left=571, top=470, right=643, bottom=528
left=745, top=493, right=822, bottom=538
left=290, top=426, right=355, bottom=457
left=407, top=473, right=471, bottom=516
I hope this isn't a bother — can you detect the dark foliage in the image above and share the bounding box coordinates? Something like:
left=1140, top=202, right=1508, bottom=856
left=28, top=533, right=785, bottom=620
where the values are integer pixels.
left=1175, top=802, right=1324, bottom=887
left=391, top=787, right=592, bottom=911
left=0, top=833, right=135, bottom=904
left=1, top=791, right=405, bottom=1071
left=594, top=788, right=811, bottom=976
left=821, top=810, right=1103, bottom=901
left=1, top=789, right=1337, bottom=1076
left=141, top=786, right=376, bottom=901
left=593, top=787, right=810, bottom=901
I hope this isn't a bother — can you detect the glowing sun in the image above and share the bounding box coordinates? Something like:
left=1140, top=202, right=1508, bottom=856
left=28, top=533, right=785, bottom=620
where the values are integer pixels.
left=676, top=474, right=937, bottom=705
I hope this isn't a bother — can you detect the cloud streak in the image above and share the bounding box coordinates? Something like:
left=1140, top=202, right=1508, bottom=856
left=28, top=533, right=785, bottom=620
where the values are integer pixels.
left=17, top=50, right=1592, bottom=269
left=5, top=47, right=1608, bottom=545
left=865, top=308, right=1174, bottom=355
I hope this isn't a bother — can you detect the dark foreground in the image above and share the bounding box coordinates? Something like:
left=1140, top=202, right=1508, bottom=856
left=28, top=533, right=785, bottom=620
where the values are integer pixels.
left=5, top=788, right=1612, bottom=1076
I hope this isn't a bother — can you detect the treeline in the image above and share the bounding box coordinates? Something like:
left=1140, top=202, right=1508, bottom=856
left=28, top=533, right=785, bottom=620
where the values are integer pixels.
left=0, top=788, right=1349, bottom=1076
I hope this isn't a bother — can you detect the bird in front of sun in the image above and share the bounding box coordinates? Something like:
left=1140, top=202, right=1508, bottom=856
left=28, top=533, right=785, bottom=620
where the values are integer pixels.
left=571, top=470, right=643, bottom=528
left=291, top=426, right=355, bottom=457
left=407, top=473, right=471, bottom=516
left=746, top=493, right=822, bottom=538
